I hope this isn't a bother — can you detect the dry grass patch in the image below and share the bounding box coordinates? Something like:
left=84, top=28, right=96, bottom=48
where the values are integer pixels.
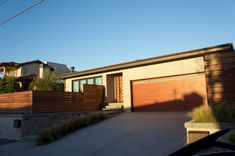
left=189, top=104, right=235, bottom=123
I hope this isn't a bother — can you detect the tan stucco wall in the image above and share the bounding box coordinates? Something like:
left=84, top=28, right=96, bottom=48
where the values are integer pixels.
left=6, top=70, right=16, bottom=77
left=65, top=57, right=205, bottom=112
left=39, top=65, right=54, bottom=78
left=39, top=65, right=43, bottom=78
left=16, top=68, right=22, bottom=77
left=5, top=68, right=22, bottom=77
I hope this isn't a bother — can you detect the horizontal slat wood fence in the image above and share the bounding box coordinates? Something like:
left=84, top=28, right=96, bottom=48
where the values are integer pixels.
left=0, top=91, right=32, bottom=113
left=0, top=84, right=104, bottom=114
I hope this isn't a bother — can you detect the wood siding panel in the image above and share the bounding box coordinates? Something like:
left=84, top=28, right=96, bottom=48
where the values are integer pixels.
left=204, top=50, right=235, bottom=105
left=114, top=75, right=123, bottom=103
left=205, top=62, right=235, bottom=71
left=204, top=50, right=235, bottom=60
left=205, top=57, right=235, bottom=66
left=207, top=85, right=235, bottom=93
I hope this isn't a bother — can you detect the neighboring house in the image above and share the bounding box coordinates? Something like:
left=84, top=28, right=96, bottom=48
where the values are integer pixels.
left=60, top=43, right=235, bottom=112
left=0, top=60, right=71, bottom=88
left=44, top=61, right=71, bottom=75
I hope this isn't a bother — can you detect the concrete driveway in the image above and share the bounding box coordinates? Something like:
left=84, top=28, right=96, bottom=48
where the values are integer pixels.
left=0, top=111, right=189, bottom=156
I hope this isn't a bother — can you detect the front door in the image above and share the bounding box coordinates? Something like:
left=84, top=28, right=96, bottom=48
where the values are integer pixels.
left=114, top=75, right=123, bottom=103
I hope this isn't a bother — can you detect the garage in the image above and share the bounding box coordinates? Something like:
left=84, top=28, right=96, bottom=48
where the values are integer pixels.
left=131, top=73, right=208, bottom=111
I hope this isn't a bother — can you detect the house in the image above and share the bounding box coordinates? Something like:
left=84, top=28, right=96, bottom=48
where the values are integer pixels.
left=44, top=61, right=71, bottom=75
left=0, top=60, right=71, bottom=88
left=60, top=43, right=235, bottom=112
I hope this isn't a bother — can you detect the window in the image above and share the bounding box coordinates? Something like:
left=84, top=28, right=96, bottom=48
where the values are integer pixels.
left=72, top=76, right=102, bottom=92
left=95, top=77, right=102, bottom=85
left=87, top=78, right=94, bottom=84
left=72, top=80, right=79, bottom=92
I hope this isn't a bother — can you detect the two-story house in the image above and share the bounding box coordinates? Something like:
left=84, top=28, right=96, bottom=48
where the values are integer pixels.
left=0, top=60, right=71, bottom=88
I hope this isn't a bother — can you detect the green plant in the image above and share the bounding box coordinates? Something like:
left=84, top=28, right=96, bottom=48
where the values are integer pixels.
left=29, top=70, right=63, bottom=91
left=228, top=133, right=235, bottom=142
left=190, top=104, right=235, bottom=123
left=37, top=128, right=55, bottom=144
left=36, top=113, right=107, bottom=145
left=213, top=104, right=235, bottom=123
left=0, top=76, right=21, bottom=93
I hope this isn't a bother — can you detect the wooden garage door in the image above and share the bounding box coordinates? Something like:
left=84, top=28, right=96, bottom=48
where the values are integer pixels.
left=131, top=73, right=207, bottom=111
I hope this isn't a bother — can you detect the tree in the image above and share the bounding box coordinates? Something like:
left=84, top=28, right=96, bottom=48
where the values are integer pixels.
left=0, top=76, right=21, bottom=93
left=29, top=71, right=64, bottom=91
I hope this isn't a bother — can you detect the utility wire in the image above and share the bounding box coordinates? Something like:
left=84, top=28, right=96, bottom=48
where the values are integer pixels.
left=0, top=0, right=44, bottom=27
left=0, top=0, right=9, bottom=7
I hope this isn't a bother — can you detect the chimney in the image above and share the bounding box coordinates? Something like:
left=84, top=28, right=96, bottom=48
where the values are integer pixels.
left=70, top=66, right=75, bottom=73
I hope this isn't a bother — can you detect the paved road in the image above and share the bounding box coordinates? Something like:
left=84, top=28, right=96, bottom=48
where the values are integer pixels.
left=0, top=112, right=189, bottom=156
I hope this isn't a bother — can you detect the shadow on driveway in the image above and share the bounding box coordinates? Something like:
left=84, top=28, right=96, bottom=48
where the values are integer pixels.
left=0, top=111, right=189, bottom=156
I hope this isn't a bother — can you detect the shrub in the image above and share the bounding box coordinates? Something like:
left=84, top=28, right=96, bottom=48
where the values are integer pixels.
left=29, top=71, right=63, bottom=91
left=36, top=113, right=107, bottom=145
left=190, top=104, right=235, bottom=123
left=228, top=133, right=235, bottom=142
left=213, top=104, right=235, bottom=123
left=190, top=105, right=217, bottom=123
left=0, top=76, right=21, bottom=93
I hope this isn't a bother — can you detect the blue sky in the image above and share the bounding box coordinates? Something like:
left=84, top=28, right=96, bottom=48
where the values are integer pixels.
left=0, top=0, right=235, bottom=71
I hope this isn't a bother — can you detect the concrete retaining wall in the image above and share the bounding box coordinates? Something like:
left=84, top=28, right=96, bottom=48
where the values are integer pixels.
left=0, top=115, right=23, bottom=140
left=0, top=111, right=100, bottom=140
left=185, top=120, right=235, bottom=144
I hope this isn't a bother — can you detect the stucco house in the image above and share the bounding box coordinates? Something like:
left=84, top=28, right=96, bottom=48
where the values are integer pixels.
left=0, top=60, right=71, bottom=88
left=60, top=43, right=235, bottom=112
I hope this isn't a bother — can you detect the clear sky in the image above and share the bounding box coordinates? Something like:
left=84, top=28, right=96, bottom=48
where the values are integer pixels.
left=0, top=0, right=235, bottom=71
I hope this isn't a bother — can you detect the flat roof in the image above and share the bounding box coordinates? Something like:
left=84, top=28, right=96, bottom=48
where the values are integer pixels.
left=60, top=43, right=234, bottom=79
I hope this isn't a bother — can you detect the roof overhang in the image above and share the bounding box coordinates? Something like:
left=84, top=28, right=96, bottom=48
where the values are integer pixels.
left=16, top=60, right=43, bottom=67
left=60, top=43, right=234, bottom=79
left=18, top=74, right=37, bottom=82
